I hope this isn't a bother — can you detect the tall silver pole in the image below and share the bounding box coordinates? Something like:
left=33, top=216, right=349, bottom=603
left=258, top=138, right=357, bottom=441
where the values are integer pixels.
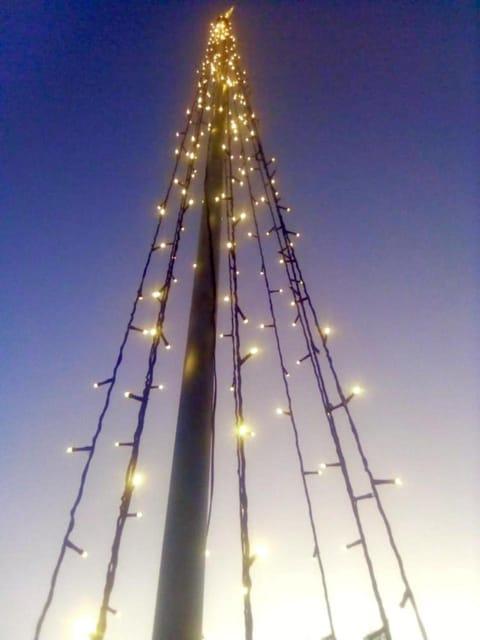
left=152, top=58, right=228, bottom=640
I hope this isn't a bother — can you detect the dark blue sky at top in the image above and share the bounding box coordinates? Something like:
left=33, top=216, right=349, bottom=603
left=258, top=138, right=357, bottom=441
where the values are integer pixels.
left=2, top=0, right=478, bottom=542
left=0, top=1, right=478, bottom=638
left=1, top=0, right=477, bottom=423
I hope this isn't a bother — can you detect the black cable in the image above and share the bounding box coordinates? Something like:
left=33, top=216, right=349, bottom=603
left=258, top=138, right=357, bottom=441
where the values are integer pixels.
left=92, top=75, right=212, bottom=640
left=251, top=128, right=392, bottom=638
left=237, top=65, right=432, bottom=638
left=224, top=91, right=255, bottom=640
left=33, top=91, right=201, bottom=640
left=232, top=96, right=337, bottom=639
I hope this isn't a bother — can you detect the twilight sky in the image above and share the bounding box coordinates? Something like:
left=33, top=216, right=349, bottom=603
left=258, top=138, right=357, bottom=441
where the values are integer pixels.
left=1, top=2, right=478, bottom=639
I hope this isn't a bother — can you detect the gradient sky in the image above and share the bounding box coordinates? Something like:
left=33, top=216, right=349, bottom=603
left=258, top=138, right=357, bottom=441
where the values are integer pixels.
left=1, top=2, right=478, bottom=639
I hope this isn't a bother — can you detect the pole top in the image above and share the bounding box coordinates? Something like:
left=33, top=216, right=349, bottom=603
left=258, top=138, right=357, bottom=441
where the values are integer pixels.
left=216, top=6, right=234, bottom=22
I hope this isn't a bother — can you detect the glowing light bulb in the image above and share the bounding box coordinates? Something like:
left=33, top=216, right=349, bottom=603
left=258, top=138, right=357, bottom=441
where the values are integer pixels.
left=395, top=477, right=403, bottom=486
left=253, top=543, right=268, bottom=559
left=352, top=385, right=363, bottom=396
left=323, top=326, right=331, bottom=336
left=249, top=346, right=258, bottom=355
left=72, top=614, right=95, bottom=640
left=237, top=423, right=254, bottom=438
left=132, top=472, right=143, bottom=488
left=275, top=407, right=283, bottom=415
left=124, top=391, right=132, bottom=398
left=66, top=446, right=73, bottom=453
left=143, top=328, right=157, bottom=336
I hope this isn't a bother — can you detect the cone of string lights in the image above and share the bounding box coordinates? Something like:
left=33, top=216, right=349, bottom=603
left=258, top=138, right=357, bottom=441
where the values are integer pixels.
left=33, top=9, right=430, bottom=640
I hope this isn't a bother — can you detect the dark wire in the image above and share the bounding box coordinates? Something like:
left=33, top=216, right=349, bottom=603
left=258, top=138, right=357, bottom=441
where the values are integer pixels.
left=32, top=93, right=201, bottom=640
left=251, top=127, right=392, bottom=638
left=92, top=81, right=211, bottom=640
left=238, top=66, right=431, bottom=638
left=224, top=96, right=254, bottom=640
left=232, top=96, right=337, bottom=639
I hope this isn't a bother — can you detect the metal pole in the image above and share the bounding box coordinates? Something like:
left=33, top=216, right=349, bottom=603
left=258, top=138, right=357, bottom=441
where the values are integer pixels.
left=151, top=72, right=228, bottom=640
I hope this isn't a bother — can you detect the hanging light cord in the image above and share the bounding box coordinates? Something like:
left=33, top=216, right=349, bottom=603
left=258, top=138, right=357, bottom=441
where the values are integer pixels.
left=232, top=96, right=337, bottom=639
left=33, top=89, right=202, bottom=640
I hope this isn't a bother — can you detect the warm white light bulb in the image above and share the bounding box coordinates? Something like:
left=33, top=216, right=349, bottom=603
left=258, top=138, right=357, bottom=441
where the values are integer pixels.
left=352, top=385, right=363, bottom=396
left=132, top=472, right=143, bottom=488
left=253, top=544, right=269, bottom=560
left=72, top=614, right=95, bottom=640
left=237, top=423, right=254, bottom=438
